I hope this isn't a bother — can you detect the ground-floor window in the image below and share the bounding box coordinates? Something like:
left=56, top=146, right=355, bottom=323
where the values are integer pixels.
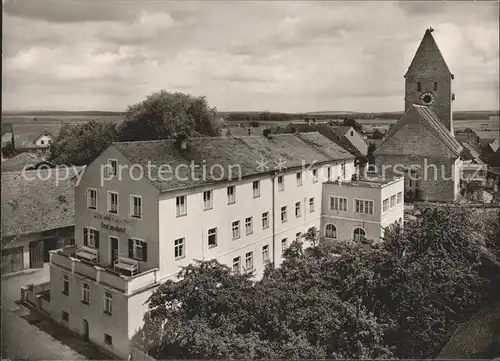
left=104, top=333, right=112, bottom=345
left=62, top=311, right=69, bottom=323
left=325, top=224, right=337, bottom=238
left=353, top=227, right=366, bottom=241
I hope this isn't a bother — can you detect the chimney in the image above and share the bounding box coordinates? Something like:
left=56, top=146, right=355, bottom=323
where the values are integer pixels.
left=175, top=133, right=188, bottom=150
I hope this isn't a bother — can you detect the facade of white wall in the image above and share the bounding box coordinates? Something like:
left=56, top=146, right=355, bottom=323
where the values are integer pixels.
left=35, top=134, right=54, bottom=148
left=49, top=143, right=357, bottom=358
left=321, top=177, right=404, bottom=242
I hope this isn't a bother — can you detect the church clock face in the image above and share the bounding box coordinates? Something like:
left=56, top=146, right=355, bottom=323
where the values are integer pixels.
left=420, top=92, right=436, bottom=106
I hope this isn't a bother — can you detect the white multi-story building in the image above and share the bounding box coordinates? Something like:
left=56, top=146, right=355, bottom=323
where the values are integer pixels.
left=35, top=133, right=404, bottom=358
left=46, top=133, right=357, bottom=357
left=321, top=176, right=404, bottom=242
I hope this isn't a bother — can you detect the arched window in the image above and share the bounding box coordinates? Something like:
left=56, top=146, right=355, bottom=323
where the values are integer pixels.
left=417, top=82, right=422, bottom=92
left=325, top=224, right=337, bottom=238
left=353, top=227, right=366, bottom=241
left=398, top=217, right=402, bottom=225
left=433, top=82, right=438, bottom=91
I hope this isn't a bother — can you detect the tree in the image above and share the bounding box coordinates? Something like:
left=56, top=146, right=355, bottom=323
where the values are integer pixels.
left=2, top=140, right=15, bottom=158
left=372, top=129, right=385, bottom=139
left=121, top=90, right=219, bottom=141
left=49, top=121, right=120, bottom=166
left=133, top=206, right=499, bottom=360
left=135, top=252, right=393, bottom=359
left=50, top=91, right=221, bottom=165
left=343, top=118, right=363, bottom=133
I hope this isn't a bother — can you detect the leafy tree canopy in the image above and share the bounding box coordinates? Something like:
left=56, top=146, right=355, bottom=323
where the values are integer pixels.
left=134, top=207, right=500, bottom=359
left=50, top=120, right=120, bottom=166
left=50, top=90, right=220, bottom=165
left=343, top=118, right=363, bottom=132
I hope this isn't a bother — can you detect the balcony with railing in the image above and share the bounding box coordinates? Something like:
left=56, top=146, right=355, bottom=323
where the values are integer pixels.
left=50, top=245, right=159, bottom=295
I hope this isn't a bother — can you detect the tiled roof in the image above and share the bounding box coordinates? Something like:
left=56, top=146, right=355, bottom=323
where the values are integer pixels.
left=438, top=302, right=500, bottom=358
left=1, top=153, right=51, bottom=172
left=1, top=167, right=83, bottom=237
left=329, top=126, right=352, bottom=137
left=405, top=29, right=453, bottom=78
left=12, top=123, right=62, bottom=149
left=112, top=133, right=354, bottom=192
left=461, top=142, right=481, bottom=161
left=375, top=105, right=462, bottom=156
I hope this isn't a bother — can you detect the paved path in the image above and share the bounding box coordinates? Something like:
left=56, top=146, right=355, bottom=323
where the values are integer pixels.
left=1, top=265, right=86, bottom=360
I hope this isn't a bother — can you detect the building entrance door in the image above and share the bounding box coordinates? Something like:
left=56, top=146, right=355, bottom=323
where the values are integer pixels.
left=29, top=240, right=44, bottom=269
left=82, top=319, right=89, bottom=341
left=110, top=237, right=119, bottom=265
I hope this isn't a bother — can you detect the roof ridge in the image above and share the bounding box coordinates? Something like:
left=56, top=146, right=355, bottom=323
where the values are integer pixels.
left=405, top=28, right=453, bottom=78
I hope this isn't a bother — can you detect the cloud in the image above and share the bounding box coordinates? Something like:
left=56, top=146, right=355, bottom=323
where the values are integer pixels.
left=2, top=1, right=498, bottom=112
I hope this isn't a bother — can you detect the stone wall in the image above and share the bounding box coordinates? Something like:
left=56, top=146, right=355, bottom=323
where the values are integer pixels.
left=375, top=154, right=457, bottom=202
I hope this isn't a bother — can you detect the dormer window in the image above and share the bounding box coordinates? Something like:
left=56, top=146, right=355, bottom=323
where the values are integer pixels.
left=433, top=82, right=438, bottom=91
left=417, top=82, right=422, bottom=92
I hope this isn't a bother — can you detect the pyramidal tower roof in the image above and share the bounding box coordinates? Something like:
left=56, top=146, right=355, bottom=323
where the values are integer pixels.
left=404, top=27, right=454, bottom=79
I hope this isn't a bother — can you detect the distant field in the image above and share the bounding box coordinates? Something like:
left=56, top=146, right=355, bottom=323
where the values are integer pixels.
left=1, top=115, right=125, bottom=134
left=2, top=111, right=498, bottom=141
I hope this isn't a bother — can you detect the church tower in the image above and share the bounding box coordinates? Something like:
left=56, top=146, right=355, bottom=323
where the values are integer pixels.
left=404, top=28, right=455, bottom=134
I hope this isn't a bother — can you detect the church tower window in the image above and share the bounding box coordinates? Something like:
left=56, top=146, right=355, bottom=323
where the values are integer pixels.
left=417, top=82, right=422, bottom=92
left=433, top=82, right=438, bottom=91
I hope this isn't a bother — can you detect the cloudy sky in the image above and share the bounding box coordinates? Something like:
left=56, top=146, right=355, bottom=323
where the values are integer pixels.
left=3, top=1, right=499, bottom=113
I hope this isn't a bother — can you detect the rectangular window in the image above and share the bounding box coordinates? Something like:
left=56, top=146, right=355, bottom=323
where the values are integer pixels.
left=262, top=245, right=269, bottom=262
left=252, top=181, right=260, bottom=198
left=341, top=162, right=346, bottom=178
left=84, top=228, right=98, bottom=247
left=281, top=206, right=287, bottom=223
left=245, top=217, right=253, bottom=235
left=417, top=81, right=422, bottom=92
left=108, top=159, right=117, bottom=176
left=383, top=198, right=389, bottom=213
left=309, top=198, right=315, bottom=213
left=397, top=191, right=403, bottom=204
left=330, top=197, right=348, bottom=212
left=104, top=291, right=112, bottom=315
left=62, top=274, right=69, bottom=295
left=87, top=189, right=97, bottom=210
left=104, top=334, right=112, bottom=346
left=232, top=257, right=240, bottom=273
left=227, top=185, right=236, bottom=204
left=130, top=239, right=147, bottom=261
left=232, top=220, right=240, bottom=239
left=82, top=283, right=89, bottom=304
left=295, top=232, right=301, bottom=242
left=278, top=175, right=284, bottom=191
left=390, top=195, right=396, bottom=209
left=295, top=202, right=301, bottom=218
left=245, top=251, right=253, bottom=270
left=327, top=167, right=332, bottom=181
left=174, top=238, right=185, bottom=259
left=262, top=212, right=269, bottom=229
left=107, top=191, right=118, bottom=214
left=208, top=228, right=217, bottom=248
left=281, top=238, right=287, bottom=254
left=312, top=169, right=318, bottom=183
left=176, top=195, right=187, bottom=216
left=130, top=195, right=142, bottom=218
left=62, top=311, right=69, bottom=323
left=355, top=199, right=374, bottom=215
left=296, top=172, right=302, bottom=186
left=203, top=190, right=213, bottom=210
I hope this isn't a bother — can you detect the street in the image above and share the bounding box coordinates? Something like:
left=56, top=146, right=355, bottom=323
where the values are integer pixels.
left=1, top=265, right=86, bottom=360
